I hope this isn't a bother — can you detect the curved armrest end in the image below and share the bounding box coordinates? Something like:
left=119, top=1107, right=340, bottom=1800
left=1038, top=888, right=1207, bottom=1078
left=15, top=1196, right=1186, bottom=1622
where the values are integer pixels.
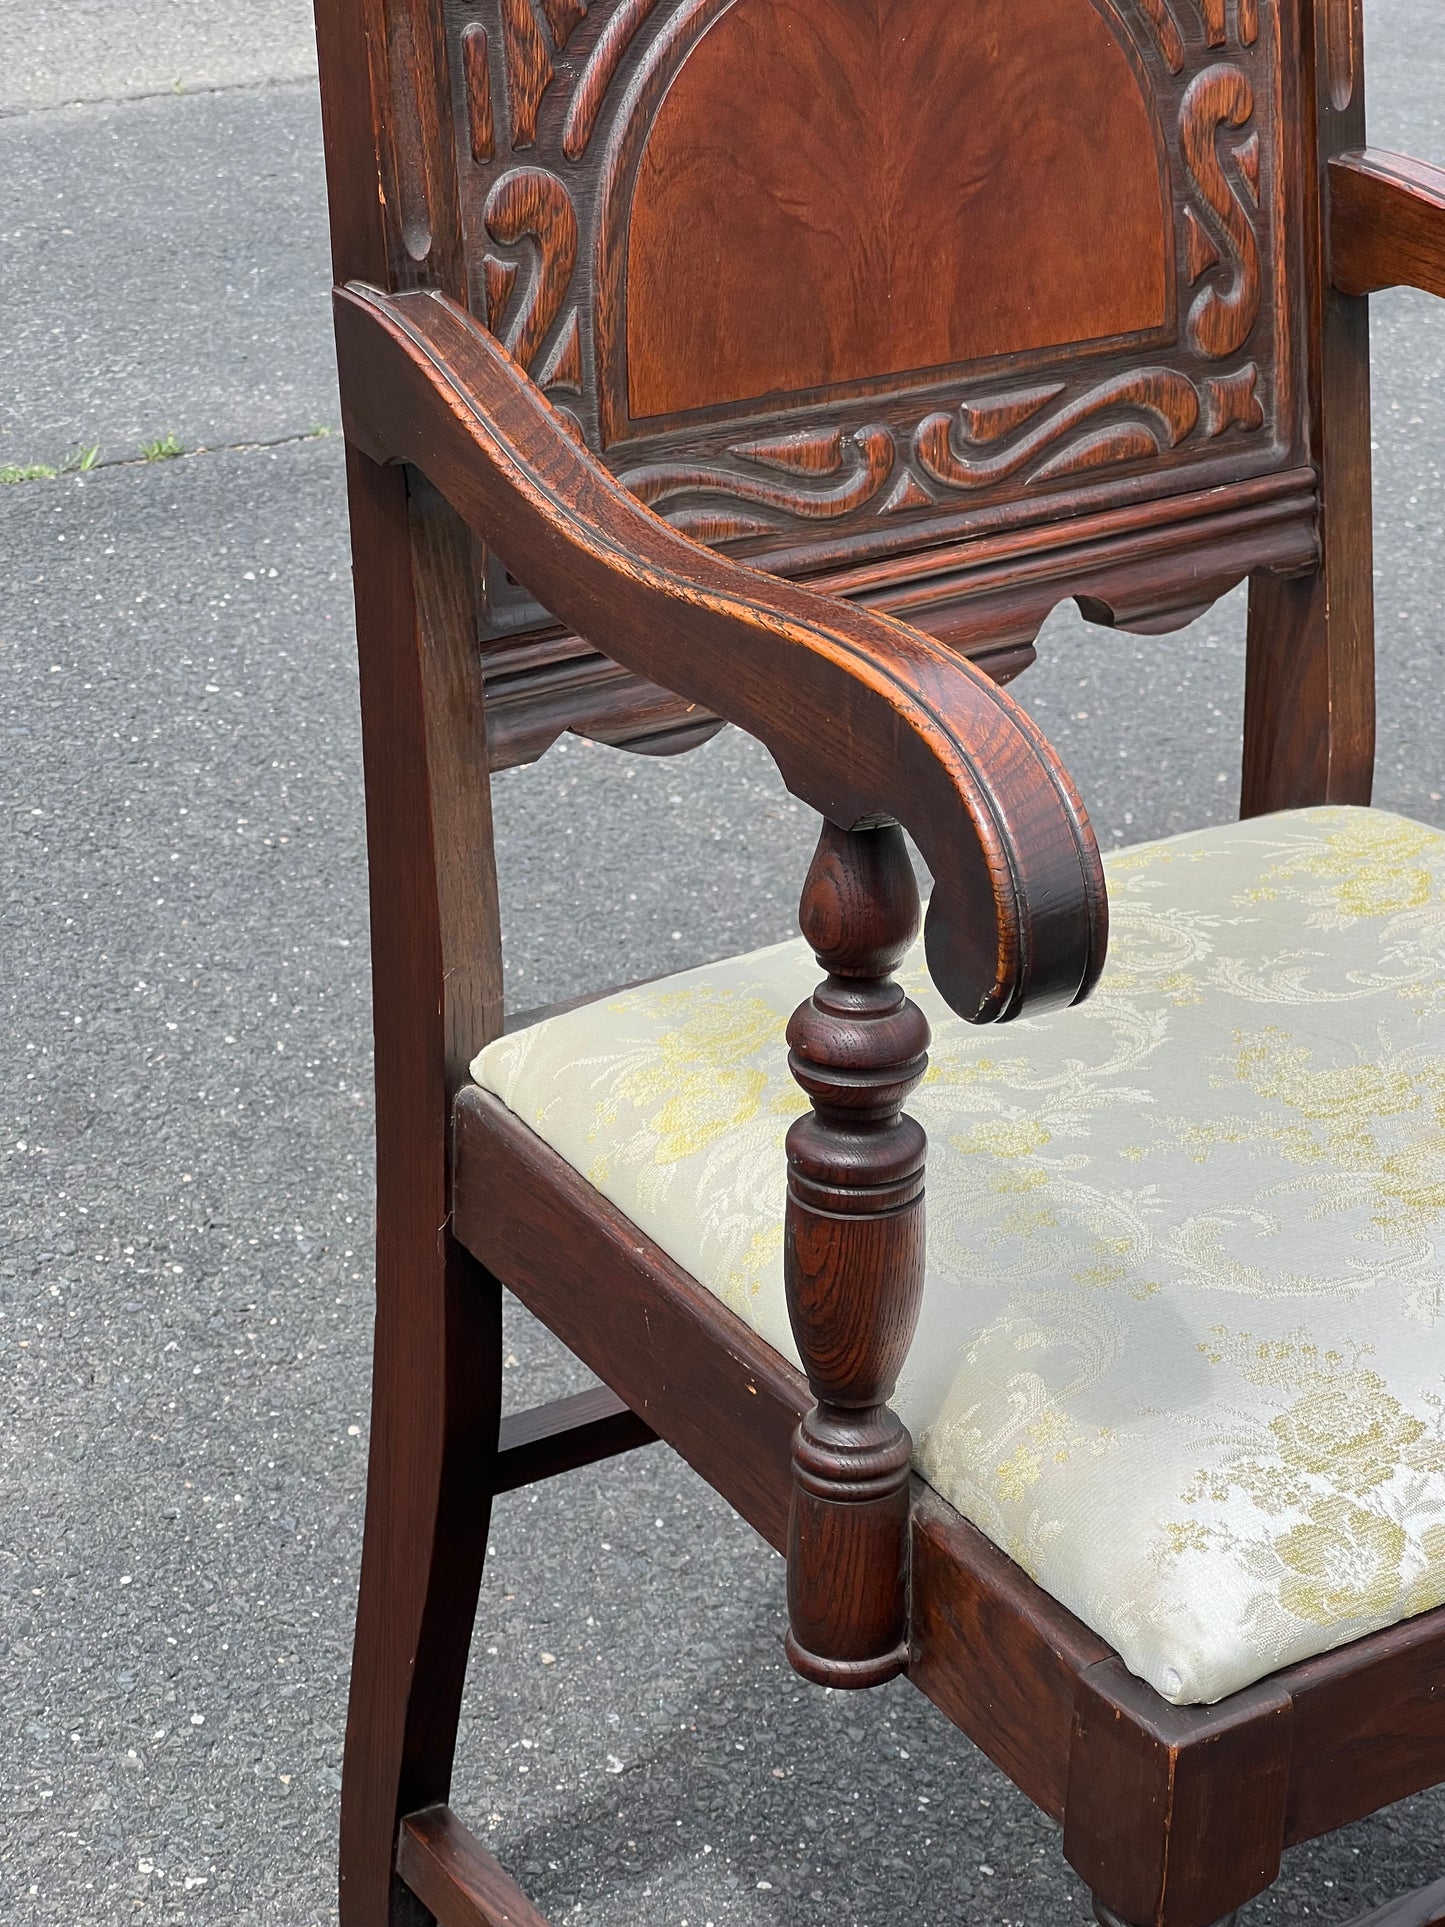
left=333, top=282, right=1107, bottom=1023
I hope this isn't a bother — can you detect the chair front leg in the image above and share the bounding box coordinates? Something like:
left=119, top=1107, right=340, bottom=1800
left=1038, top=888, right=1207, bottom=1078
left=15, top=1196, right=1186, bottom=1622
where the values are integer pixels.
left=783, top=818, right=931, bottom=1689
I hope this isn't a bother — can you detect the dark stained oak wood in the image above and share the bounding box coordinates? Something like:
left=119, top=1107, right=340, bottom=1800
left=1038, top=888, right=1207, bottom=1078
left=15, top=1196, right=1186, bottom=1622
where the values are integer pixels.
left=332, top=453, right=507, bottom=1927
left=782, top=822, right=930, bottom=1687
left=1064, top=1660, right=1292, bottom=1927
left=494, top=1386, right=657, bottom=1494
left=1330, top=150, right=1445, bottom=299
left=624, top=0, right=1169, bottom=417
left=333, top=283, right=1109, bottom=1029
left=908, top=1485, right=1113, bottom=1824
left=1282, top=1604, right=1445, bottom=1846
left=308, top=0, right=1445, bottom=1919
left=1243, top=0, right=1374, bottom=816
left=398, top=1806, right=552, bottom=1927
left=452, top=1087, right=804, bottom=1557
left=451, top=1087, right=1445, bottom=1912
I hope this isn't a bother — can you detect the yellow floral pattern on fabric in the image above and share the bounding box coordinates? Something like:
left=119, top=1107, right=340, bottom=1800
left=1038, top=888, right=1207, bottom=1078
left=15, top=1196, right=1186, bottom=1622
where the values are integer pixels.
left=473, top=808, right=1445, bottom=1705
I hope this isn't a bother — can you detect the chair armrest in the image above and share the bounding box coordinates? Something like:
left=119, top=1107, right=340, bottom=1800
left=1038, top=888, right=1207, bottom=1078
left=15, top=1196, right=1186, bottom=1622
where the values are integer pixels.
left=332, top=283, right=1106, bottom=1026
left=1330, top=149, right=1445, bottom=301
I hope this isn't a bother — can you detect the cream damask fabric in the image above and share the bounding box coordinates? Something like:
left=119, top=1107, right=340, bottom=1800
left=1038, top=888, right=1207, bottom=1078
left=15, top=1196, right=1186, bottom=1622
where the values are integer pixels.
left=473, top=806, right=1445, bottom=1705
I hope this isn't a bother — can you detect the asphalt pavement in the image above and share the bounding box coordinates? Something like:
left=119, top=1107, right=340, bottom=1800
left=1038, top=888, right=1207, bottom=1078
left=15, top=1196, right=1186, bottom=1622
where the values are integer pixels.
left=3, top=3, right=1445, bottom=1922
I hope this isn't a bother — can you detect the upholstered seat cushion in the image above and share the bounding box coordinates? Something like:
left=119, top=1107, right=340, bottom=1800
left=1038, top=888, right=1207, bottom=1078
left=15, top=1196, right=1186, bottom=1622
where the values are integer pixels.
left=472, top=806, right=1445, bottom=1706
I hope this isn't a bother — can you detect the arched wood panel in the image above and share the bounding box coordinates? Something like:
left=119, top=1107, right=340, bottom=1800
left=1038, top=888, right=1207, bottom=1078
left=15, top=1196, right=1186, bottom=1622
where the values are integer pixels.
left=624, top=0, right=1172, bottom=419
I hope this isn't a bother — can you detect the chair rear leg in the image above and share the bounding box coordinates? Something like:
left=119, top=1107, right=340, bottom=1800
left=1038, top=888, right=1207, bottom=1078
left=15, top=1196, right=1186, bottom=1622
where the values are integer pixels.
left=339, top=1229, right=503, bottom=1927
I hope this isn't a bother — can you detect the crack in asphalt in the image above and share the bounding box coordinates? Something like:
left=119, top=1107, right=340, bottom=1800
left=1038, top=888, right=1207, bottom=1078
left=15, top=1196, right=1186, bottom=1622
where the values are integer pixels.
left=0, top=70, right=318, bottom=122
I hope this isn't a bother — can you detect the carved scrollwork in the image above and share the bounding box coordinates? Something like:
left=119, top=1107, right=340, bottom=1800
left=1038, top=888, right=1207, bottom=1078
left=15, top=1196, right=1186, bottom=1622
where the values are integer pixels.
left=1198, top=0, right=1260, bottom=48
left=562, top=0, right=661, bottom=159
left=454, top=0, right=1289, bottom=547
left=539, top=0, right=588, bottom=49
left=483, top=167, right=578, bottom=372
left=498, top=0, right=554, bottom=147
left=1180, top=64, right=1263, bottom=359
left=1203, top=362, right=1265, bottom=434
left=914, top=369, right=1201, bottom=492
left=618, top=426, right=896, bottom=535
left=460, top=23, right=496, bottom=163
left=1139, top=0, right=1186, bottom=73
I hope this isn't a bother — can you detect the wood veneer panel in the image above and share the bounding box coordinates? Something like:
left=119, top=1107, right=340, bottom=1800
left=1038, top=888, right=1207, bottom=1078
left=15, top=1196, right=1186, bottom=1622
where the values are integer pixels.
left=626, top=0, right=1169, bottom=417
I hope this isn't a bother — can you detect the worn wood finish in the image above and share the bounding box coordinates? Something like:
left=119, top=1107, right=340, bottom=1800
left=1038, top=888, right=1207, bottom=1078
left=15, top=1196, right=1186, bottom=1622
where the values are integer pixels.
left=782, top=821, right=930, bottom=1687
left=1330, top=149, right=1445, bottom=299
left=451, top=1089, right=1445, bottom=1884
left=1242, top=0, right=1374, bottom=815
left=398, top=1806, right=552, bottom=1927
left=311, top=0, right=1445, bottom=1918
left=335, top=283, right=1108, bottom=1028
left=1282, top=1604, right=1445, bottom=1845
left=494, top=1385, right=657, bottom=1493
left=332, top=450, right=508, bottom=1927
left=1064, top=1660, right=1292, bottom=1927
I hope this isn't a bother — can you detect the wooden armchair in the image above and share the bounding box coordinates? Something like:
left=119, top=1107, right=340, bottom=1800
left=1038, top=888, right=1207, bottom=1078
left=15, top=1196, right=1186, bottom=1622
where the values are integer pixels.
left=310, top=0, right=1445, bottom=1921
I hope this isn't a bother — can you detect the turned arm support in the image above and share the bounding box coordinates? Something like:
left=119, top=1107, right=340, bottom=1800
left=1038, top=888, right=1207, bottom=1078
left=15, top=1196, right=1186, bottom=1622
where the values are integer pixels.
left=1330, top=150, right=1445, bottom=302
left=335, top=280, right=1108, bottom=1690
left=333, top=281, right=1106, bottom=1031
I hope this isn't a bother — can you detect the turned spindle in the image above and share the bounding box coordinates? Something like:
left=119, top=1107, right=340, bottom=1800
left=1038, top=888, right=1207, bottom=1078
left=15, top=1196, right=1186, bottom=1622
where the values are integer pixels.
left=783, top=817, right=931, bottom=1689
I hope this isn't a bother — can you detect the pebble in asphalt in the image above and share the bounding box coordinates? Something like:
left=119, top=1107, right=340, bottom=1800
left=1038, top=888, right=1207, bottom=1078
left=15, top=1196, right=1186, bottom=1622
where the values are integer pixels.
left=3, top=2, right=1445, bottom=1922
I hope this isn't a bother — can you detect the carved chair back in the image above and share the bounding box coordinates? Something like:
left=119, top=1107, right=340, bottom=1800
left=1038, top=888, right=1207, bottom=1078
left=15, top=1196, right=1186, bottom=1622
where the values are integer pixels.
left=320, top=0, right=1373, bottom=805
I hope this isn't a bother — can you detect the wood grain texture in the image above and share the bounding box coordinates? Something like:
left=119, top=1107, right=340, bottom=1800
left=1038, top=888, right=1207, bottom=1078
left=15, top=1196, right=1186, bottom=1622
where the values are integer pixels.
left=624, top=0, right=1169, bottom=417
left=1283, top=1603, right=1445, bottom=1845
left=452, top=1087, right=805, bottom=1554
left=1330, top=150, right=1445, bottom=299
left=1180, top=62, right=1263, bottom=359
left=334, top=283, right=1109, bottom=1028
left=783, top=822, right=930, bottom=1688
left=1065, top=1660, right=1291, bottom=1927
left=335, top=458, right=505, bottom=1927
left=494, top=1385, right=656, bottom=1493
left=1139, top=0, right=1186, bottom=73
left=460, top=24, right=495, bottom=164
left=448, top=0, right=1302, bottom=590
left=560, top=0, right=658, bottom=159
left=498, top=0, right=552, bottom=147
left=452, top=1091, right=1445, bottom=1864
left=313, top=0, right=468, bottom=296
left=914, top=368, right=1200, bottom=491
left=1242, top=0, right=1374, bottom=815
left=482, top=169, right=577, bottom=372
left=619, top=425, right=897, bottom=533
left=398, top=1807, right=552, bottom=1926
